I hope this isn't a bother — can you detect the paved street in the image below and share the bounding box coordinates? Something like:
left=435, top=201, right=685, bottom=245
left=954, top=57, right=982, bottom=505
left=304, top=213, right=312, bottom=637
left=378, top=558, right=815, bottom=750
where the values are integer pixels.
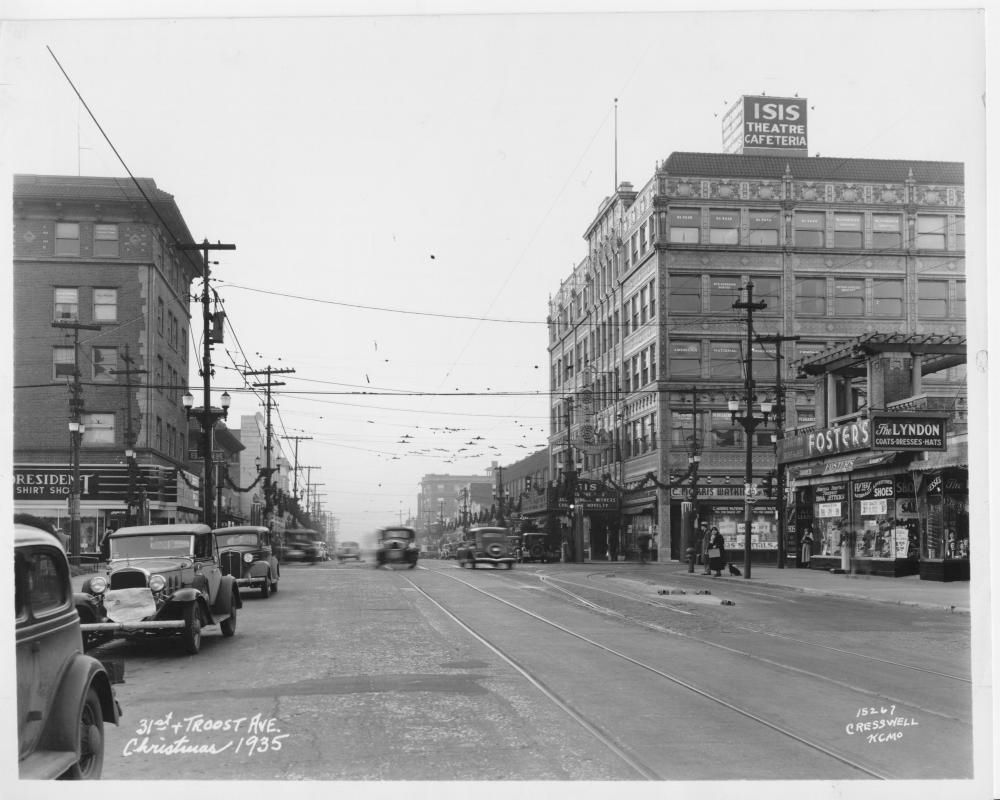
left=82, top=557, right=973, bottom=782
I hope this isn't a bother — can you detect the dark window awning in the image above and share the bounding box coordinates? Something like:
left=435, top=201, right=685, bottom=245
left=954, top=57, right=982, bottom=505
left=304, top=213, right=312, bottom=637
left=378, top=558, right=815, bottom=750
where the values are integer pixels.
left=788, top=451, right=900, bottom=480
left=909, top=438, right=968, bottom=472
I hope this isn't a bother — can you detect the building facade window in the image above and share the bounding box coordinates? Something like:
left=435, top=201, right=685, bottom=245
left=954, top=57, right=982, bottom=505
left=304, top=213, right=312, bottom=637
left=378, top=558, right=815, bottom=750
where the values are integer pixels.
left=648, top=279, right=656, bottom=318
left=709, top=275, right=741, bottom=313
left=82, top=412, right=115, bottom=445
left=833, top=279, right=865, bottom=316
left=955, top=281, right=965, bottom=318
left=55, top=222, right=80, bottom=256
left=954, top=216, right=965, bottom=251
left=873, top=280, right=904, bottom=316
left=796, top=277, right=827, bottom=315
left=668, top=209, right=701, bottom=244
left=92, top=347, right=118, bottom=382
left=751, top=342, right=776, bottom=382
left=669, top=341, right=701, bottom=378
left=708, top=209, right=740, bottom=244
left=833, top=213, right=863, bottom=248
left=93, top=288, right=118, bottom=322
left=670, top=275, right=701, bottom=312
left=710, top=411, right=740, bottom=448
left=748, top=210, right=780, bottom=245
left=157, top=298, right=164, bottom=334
left=794, top=211, right=825, bottom=247
left=155, top=355, right=163, bottom=392
left=94, top=223, right=120, bottom=257
left=53, top=287, right=79, bottom=321
left=710, top=341, right=743, bottom=379
left=155, top=417, right=163, bottom=451
left=53, top=347, right=75, bottom=379
left=872, top=214, right=902, bottom=249
left=916, top=215, right=947, bottom=249
left=918, top=280, right=949, bottom=317
left=754, top=276, right=782, bottom=314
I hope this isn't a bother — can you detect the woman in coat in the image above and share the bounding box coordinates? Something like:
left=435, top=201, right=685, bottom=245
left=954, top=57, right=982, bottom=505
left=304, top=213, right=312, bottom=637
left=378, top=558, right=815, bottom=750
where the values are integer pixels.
left=708, top=527, right=726, bottom=577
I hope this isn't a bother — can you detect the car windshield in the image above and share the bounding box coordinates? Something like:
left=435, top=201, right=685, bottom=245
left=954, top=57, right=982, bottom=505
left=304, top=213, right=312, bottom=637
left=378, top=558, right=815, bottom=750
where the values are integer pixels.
left=216, top=532, right=260, bottom=547
left=477, top=532, right=506, bottom=546
left=381, top=530, right=412, bottom=542
left=111, top=535, right=193, bottom=558
left=340, top=542, right=359, bottom=549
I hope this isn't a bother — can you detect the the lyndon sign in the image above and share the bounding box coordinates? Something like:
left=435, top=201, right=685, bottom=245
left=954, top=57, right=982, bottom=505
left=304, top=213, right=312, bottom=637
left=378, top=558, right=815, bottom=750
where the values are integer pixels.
left=870, top=413, right=947, bottom=451
left=778, top=418, right=870, bottom=464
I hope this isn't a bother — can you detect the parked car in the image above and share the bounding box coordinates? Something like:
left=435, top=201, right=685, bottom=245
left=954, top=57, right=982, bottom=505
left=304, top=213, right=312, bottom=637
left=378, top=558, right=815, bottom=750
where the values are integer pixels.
left=213, top=525, right=280, bottom=598
left=518, top=532, right=561, bottom=563
left=75, top=523, right=242, bottom=655
left=375, top=526, right=419, bottom=568
left=337, top=540, right=362, bottom=562
left=15, top=516, right=122, bottom=779
left=282, top=529, right=326, bottom=563
left=456, top=526, right=516, bottom=569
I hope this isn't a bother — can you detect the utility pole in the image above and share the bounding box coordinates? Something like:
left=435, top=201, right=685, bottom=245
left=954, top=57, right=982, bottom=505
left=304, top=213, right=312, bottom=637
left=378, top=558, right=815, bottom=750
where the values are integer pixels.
left=674, top=387, right=702, bottom=571
left=300, top=467, right=322, bottom=523
left=563, top=395, right=580, bottom=562
left=52, top=319, right=101, bottom=559
left=177, top=239, right=235, bottom=526
left=109, top=345, right=146, bottom=525
left=284, top=435, right=312, bottom=508
left=244, top=365, right=295, bottom=525
left=757, top=334, right=800, bottom=569
left=733, top=281, right=768, bottom=580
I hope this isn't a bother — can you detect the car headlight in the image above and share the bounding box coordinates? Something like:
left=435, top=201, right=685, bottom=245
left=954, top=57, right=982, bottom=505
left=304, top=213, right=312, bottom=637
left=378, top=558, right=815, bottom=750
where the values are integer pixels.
left=87, top=575, right=108, bottom=595
left=149, top=574, right=167, bottom=592
left=243, top=552, right=254, bottom=563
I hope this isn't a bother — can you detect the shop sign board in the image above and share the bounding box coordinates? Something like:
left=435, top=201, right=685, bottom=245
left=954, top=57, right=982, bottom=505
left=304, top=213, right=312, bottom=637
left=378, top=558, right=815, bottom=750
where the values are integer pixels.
left=870, top=413, right=947, bottom=451
left=14, top=467, right=101, bottom=500
left=818, top=502, right=842, bottom=518
left=739, top=95, right=808, bottom=156
left=778, top=418, right=870, bottom=464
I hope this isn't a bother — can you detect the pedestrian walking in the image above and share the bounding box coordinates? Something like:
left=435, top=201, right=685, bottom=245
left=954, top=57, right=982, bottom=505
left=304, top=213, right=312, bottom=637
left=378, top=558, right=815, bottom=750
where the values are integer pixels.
left=637, top=531, right=651, bottom=564
left=708, top=527, right=726, bottom=577
left=701, top=525, right=713, bottom=574
left=801, top=528, right=814, bottom=566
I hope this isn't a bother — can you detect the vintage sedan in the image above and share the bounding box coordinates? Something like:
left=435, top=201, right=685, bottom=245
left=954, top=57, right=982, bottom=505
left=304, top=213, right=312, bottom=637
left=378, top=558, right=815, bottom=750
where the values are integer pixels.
left=336, top=540, right=362, bottom=562
left=456, top=526, right=516, bottom=569
left=518, top=532, right=561, bottom=563
left=213, top=525, right=280, bottom=598
left=374, top=526, right=419, bottom=568
left=282, top=529, right=326, bottom=563
left=75, top=524, right=242, bottom=655
left=16, top=517, right=122, bottom=779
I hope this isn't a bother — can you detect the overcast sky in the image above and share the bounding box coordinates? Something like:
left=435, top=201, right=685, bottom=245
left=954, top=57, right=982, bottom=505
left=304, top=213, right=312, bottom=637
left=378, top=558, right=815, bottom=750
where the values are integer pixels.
left=1, top=4, right=988, bottom=543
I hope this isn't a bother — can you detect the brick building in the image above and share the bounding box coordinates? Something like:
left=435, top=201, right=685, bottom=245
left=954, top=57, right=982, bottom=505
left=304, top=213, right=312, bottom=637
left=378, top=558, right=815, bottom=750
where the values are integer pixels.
left=13, top=174, right=206, bottom=551
left=549, top=152, right=965, bottom=563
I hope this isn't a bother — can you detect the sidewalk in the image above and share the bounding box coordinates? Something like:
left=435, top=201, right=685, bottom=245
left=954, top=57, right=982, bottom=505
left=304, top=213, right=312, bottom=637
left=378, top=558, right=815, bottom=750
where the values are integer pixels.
left=587, top=559, right=972, bottom=614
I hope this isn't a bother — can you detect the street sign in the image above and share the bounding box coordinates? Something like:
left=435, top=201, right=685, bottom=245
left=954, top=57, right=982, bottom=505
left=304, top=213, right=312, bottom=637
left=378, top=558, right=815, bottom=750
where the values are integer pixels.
left=744, top=483, right=759, bottom=503
left=187, top=449, right=200, bottom=460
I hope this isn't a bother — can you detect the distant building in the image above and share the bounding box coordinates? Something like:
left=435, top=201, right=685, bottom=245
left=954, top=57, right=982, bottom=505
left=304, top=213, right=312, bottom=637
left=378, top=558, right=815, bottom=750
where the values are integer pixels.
left=549, top=151, right=965, bottom=563
left=13, top=175, right=206, bottom=549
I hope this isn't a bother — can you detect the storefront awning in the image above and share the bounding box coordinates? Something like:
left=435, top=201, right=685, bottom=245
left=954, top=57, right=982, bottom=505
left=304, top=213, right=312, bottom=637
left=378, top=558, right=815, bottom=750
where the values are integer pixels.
left=788, top=451, right=900, bottom=480
left=909, top=438, right=968, bottom=472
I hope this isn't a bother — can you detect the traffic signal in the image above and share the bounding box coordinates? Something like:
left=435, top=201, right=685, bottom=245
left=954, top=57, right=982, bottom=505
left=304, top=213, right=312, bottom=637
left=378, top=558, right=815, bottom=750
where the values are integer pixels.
left=525, top=475, right=533, bottom=491
left=762, top=471, right=775, bottom=498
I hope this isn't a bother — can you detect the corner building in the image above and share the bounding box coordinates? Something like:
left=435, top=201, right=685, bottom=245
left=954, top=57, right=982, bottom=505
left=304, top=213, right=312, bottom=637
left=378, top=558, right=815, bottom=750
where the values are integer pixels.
left=13, top=175, right=205, bottom=552
left=548, top=152, right=964, bottom=563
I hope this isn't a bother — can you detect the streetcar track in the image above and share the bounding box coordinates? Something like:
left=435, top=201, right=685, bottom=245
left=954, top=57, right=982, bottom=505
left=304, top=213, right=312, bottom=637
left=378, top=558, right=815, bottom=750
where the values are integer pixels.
left=537, top=575, right=968, bottom=725
left=402, top=575, right=662, bottom=780
left=539, top=572, right=971, bottom=685
left=405, top=569, right=891, bottom=780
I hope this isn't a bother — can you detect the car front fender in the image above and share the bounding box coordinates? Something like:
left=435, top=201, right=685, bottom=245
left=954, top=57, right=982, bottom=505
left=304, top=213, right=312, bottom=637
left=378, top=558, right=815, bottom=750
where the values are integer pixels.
left=212, top=576, right=242, bottom=615
left=73, top=592, right=104, bottom=621
left=39, top=654, right=120, bottom=756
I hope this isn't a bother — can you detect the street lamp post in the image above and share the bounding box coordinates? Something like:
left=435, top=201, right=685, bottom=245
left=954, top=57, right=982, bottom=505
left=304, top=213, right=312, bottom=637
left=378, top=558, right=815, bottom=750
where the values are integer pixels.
left=183, top=389, right=231, bottom=527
